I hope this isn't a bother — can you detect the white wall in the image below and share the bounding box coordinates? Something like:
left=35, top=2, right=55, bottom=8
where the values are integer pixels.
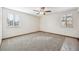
left=40, top=9, right=79, bottom=38
left=2, top=8, right=79, bottom=39
left=0, top=7, right=2, bottom=45
left=2, top=8, right=40, bottom=38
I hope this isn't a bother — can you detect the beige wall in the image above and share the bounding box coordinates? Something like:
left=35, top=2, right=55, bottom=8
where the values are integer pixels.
left=0, top=7, right=2, bottom=45
left=2, top=8, right=79, bottom=39
left=40, top=9, right=79, bottom=38
left=2, top=8, right=40, bottom=38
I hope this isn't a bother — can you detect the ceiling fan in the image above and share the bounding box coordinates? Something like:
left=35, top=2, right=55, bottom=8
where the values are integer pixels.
left=33, top=7, right=52, bottom=15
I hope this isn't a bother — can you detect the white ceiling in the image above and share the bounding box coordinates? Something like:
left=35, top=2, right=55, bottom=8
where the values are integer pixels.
left=6, top=7, right=77, bottom=16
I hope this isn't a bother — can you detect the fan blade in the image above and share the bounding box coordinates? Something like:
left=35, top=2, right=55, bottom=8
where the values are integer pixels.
left=45, top=10, right=51, bottom=12
left=33, top=10, right=39, bottom=12
left=36, top=12, right=39, bottom=14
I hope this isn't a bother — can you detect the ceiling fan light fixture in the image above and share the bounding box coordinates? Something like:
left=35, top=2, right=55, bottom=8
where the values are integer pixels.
left=33, top=7, right=52, bottom=15
left=40, top=11, right=44, bottom=15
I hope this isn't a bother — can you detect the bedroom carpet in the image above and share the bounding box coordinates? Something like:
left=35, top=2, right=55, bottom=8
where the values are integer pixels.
left=0, top=32, right=65, bottom=51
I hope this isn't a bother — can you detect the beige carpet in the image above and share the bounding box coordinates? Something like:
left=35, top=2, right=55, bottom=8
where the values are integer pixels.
left=0, top=32, right=65, bottom=51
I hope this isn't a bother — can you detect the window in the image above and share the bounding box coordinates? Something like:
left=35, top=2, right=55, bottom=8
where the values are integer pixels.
left=14, top=15, right=20, bottom=27
left=7, top=13, right=20, bottom=27
left=61, top=14, right=73, bottom=28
